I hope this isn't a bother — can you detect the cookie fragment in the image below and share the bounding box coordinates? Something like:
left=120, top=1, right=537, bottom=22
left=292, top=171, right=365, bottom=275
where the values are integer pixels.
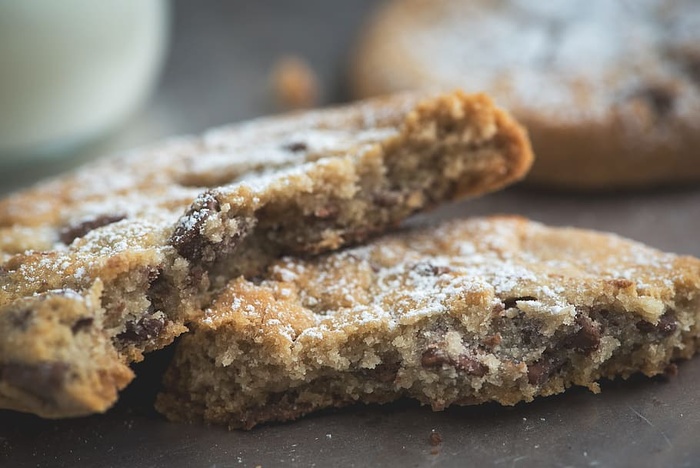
left=0, top=91, right=532, bottom=417
left=156, top=217, right=700, bottom=429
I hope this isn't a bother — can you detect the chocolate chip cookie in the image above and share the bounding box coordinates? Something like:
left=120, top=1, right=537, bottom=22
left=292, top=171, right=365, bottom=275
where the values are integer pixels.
left=156, top=216, right=700, bottom=429
left=0, top=91, right=533, bottom=417
left=352, top=0, right=700, bottom=190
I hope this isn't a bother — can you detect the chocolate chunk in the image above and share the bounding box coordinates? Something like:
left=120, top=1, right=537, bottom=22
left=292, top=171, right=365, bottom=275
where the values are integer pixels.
left=146, top=269, right=169, bottom=312
left=118, top=315, right=165, bottom=343
left=527, top=355, right=564, bottom=386
left=421, top=347, right=450, bottom=368
left=171, top=195, right=254, bottom=265
left=563, top=314, right=600, bottom=354
left=636, top=320, right=655, bottom=333
left=71, top=317, right=94, bottom=334
left=59, top=215, right=125, bottom=245
left=370, top=361, right=400, bottom=383
left=421, top=347, right=486, bottom=376
left=1, top=362, right=69, bottom=402
left=636, top=311, right=677, bottom=337
left=283, top=142, right=308, bottom=152
left=455, top=355, right=487, bottom=377
left=171, top=193, right=220, bottom=261
left=657, top=312, right=677, bottom=336
left=503, top=296, right=537, bottom=310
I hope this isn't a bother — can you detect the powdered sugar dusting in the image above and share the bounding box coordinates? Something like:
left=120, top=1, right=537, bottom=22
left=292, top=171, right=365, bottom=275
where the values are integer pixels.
left=207, top=217, right=692, bottom=340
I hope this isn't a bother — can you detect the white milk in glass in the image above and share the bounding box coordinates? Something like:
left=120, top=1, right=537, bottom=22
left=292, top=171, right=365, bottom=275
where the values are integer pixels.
left=0, top=0, right=169, bottom=161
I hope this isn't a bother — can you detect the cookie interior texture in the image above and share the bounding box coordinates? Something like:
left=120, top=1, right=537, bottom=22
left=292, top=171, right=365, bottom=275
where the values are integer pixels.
left=156, top=216, right=700, bottom=430
left=352, top=0, right=700, bottom=190
left=0, top=91, right=533, bottom=417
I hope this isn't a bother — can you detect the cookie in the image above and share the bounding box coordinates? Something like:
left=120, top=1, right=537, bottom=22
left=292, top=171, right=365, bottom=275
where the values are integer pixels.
left=0, top=91, right=533, bottom=418
left=271, top=55, right=320, bottom=110
left=156, top=216, right=700, bottom=430
left=352, top=0, right=700, bottom=190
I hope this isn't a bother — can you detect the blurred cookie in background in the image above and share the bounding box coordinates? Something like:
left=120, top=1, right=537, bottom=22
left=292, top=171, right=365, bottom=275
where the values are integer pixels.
left=352, top=0, right=700, bottom=191
left=271, top=55, right=320, bottom=110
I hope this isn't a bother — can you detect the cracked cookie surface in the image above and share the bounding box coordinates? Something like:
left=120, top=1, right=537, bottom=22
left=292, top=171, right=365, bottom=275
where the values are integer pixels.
left=0, top=91, right=532, bottom=417
left=156, top=216, right=700, bottom=429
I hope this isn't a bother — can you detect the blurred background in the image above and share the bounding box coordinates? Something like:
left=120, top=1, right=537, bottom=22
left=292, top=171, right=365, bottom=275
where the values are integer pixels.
left=0, top=0, right=376, bottom=194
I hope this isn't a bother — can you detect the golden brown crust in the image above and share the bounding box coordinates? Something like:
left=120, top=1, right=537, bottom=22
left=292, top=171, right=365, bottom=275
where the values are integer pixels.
left=157, top=216, right=700, bottom=429
left=0, top=91, right=532, bottom=417
left=352, top=0, right=700, bottom=190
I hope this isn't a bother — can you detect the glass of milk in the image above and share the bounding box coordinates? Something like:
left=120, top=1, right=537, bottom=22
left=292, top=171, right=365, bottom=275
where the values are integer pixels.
left=0, top=0, right=169, bottom=163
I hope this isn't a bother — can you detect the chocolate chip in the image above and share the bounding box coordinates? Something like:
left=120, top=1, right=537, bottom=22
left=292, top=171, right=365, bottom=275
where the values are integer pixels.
left=563, top=314, right=600, bottom=354
left=455, top=355, right=487, bottom=377
left=421, top=347, right=450, bottom=368
left=171, top=193, right=220, bottom=262
left=283, top=142, right=308, bottom=152
left=657, top=312, right=677, bottom=336
left=503, top=296, right=537, bottom=310
left=527, top=354, right=564, bottom=386
left=527, top=361, right=548, bottom=386
left=1, top=362, right=69, bottom=402
left=71, top=317, right=94, bottom=334
left=146, top=269, right=168, bottom=312
left=59, top=215, right=125, bottom=245
left=421, top=347, right=486, bottom=376
left=370, top=361, right=400, bottom=384
left=118, top=315, right=165, bottom=343
left=636, top=311, right=677, bottom=337
left=373, top=191, right=403, bottom=208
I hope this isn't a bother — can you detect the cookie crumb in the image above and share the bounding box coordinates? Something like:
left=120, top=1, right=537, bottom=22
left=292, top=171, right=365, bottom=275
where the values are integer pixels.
left=271, top=55, right=319, bottom=110
left=429, top=430, right=443, bottom=446
left=429, top=430, right=443, bottom=455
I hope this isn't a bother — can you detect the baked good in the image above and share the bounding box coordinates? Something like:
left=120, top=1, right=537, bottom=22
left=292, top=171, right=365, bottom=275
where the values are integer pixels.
left=352, top=0, right=700, bottom=190
left=271, top=55, right=320, bottom=110
left=156, top=216, right=700, bottom=430
left=0, top=91, right=533, bottom=418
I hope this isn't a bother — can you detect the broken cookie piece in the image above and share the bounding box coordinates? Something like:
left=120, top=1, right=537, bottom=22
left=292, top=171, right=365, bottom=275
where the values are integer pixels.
left=0, top=91, right=533, bottom=418
left=156, top=216, right=700, bottom=430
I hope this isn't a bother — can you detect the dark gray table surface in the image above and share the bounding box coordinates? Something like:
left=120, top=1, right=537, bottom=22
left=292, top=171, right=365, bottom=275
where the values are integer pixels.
left=2, top=2, right=700, bottom=467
